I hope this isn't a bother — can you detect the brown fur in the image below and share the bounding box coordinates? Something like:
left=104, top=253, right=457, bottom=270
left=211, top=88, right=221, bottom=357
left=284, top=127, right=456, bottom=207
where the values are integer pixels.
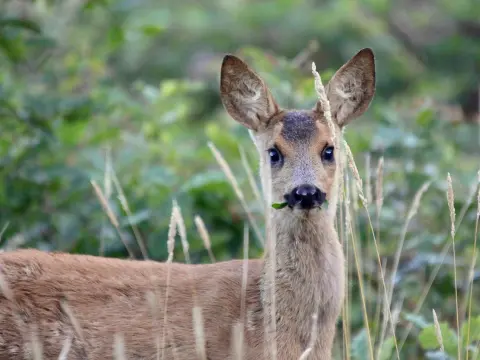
left=0, top=48, right=376, bottom=360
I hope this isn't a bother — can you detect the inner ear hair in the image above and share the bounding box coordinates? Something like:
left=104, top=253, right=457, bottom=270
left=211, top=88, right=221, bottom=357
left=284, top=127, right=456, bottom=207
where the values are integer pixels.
left=220, top=55, right=279, bottom=131
left=320, top=48, right=376, bottom=127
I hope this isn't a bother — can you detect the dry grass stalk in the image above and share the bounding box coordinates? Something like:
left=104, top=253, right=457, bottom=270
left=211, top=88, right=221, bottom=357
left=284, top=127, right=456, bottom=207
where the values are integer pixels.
left=476, top=164, right=479, bottom=210
left=343, top=141, right=367, bottom=207
left=311, top=62, right=336, bottom=142
left=365, top=153, right=372, bottom=204
left=0, top=221, right=9, bottom=244
left=345, top=198, right=375, bottom=360
left=91, top=179, right=120, bottom=228
left=399, top=173, right=479, bottom=351
left=173, top=202, right=203, bottom=355
left=338, top=144, right=346, bottom=204
left=100, top=148, right=113, bottom=256
left=194, top=215, right=216, bottom=263
left=231, top=321, right=245, bottom=360
left=90, top=180, right=134, bottom=258
left=374, top=258, right=389, bottom=357
left=465, top=252, right=478, bottom=360
left=230, top=223, right=250, bottom=359
left=381, top=181, right=430, bottom=352
left=447, top=173, right=456, bottom=239
left=104, top=146, right=113, bottom=199
left=240, top=223, right=250, bottom=328
left=261, top=148, right=278, bottom=360
left=364, top=152, right=375, bottom=320
left=432, top=309, right=445, bottom=352
left=477, top=171, right=480, bottom=216
left=351, top=169, right=360, bottom=212
left=388, top=181, right=431, bottom=300
left=465, top=171, right=480, bottom=360
left=111, top=169, right=149, bottom=259
left=113, top=333, right=127, bottom=360
left=473, top=342, right=480, bottom=360
left=343, top=140, right=400, bottom=359
left=365, top=213, right=400, bottom=359
left=167, top=201, right=178, bottom=263
left=292, top=39, right=319, bottom=69
left=390, top=293, right=404, bottom=332
left=0, top=269, right=32, bottom=343
left=239, top=145, right=263, bottom=208
left=208, top=141, right=264, bottom=246
left=298, top=313, right=319, bottom=360
left=145, top=291, right=161, bottom=360
left=344, top=169, right=374, bottom=360
left=375, top=156, right=384, bottom=214
left=192, top=306, right=207, bottom=360
left=58, top=335, right=73, bottom=360
left=446, top=173, right=461, bottom=360
left=161, top=202, right=179, bottom=359
left=60, top=300, right=87, bottom=348
left=172, top=200, right=190, bottom=264
left=373, top=156, right=384, bottom=349
left=0, top=268, right=14, bottom=303
left=29, top=324, right=43, bottom=360
left=342, top=172, right=352, bottom=360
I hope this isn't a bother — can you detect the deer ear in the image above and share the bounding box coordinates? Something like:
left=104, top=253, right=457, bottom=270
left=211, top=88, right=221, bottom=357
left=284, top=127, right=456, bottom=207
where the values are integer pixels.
left=220, top=55, right=279, bottom=131
left=318, top=48, right=376, bottom=127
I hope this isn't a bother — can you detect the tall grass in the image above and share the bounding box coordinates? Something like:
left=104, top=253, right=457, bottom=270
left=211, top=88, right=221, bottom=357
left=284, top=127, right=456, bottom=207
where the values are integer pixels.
left=0, top=51, right=478, bottom=360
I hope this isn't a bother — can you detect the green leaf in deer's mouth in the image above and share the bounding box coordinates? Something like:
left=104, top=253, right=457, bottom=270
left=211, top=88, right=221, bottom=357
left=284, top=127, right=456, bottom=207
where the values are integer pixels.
left=271, top=202, right=288, bottom=209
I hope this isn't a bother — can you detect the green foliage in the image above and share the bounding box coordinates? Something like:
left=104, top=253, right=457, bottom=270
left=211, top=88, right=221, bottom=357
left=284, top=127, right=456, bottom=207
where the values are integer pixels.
left=419, top=322, right=458, bottom=356
left=271, top=202, right=288, bottom=210
left=1, top=0, right=479, bottom=358
left=417, top=316, right=480, bottom=358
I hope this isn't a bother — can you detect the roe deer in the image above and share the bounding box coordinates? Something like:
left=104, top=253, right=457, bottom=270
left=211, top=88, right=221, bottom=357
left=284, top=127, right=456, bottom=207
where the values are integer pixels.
left=0, top=48, right=376, bottom=360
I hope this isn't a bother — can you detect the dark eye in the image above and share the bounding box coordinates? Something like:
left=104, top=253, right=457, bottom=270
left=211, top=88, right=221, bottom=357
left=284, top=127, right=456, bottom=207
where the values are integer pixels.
left=268, top=147, right=283, bottom=166
left=322, top=146, right=334, bottom=162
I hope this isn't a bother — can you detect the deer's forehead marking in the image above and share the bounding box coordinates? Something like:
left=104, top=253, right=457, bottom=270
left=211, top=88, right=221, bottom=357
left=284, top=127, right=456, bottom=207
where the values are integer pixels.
left=280, top=111, right=317, bottom=143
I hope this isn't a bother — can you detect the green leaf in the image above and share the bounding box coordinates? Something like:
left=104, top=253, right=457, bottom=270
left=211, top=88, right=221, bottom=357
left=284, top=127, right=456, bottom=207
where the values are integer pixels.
left=419, top=325, right=441, bottom=349
left=351, top=328, right=369, bottom=360
left=141, top=25, right=165, bottom=36
left=404, top=313, right=430, bottom=329
left=0, top=18, right=41, bottom=33
left=419, top=322, right=458, bottom=356
left=415, top=108, right=435, bottom=127
left=461, top=315, right=480, bottom=345
left=271, top=202, right=288, bottom=209
left=120, top=209, right=151, bottom=227
left=0, top=36, right=24, bottom=62
left=378, top=336, right=395, bottom=360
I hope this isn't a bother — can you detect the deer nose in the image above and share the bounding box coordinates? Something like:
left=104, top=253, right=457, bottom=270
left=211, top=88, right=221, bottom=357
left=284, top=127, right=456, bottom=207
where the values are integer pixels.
left=285, top=184, right=326, bottom=209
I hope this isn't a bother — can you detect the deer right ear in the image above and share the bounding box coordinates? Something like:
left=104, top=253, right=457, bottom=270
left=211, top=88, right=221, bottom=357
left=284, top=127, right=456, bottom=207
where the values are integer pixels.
left=220, top=55, right=279, bottom=131
left=319, top=48, right=376, bottom=128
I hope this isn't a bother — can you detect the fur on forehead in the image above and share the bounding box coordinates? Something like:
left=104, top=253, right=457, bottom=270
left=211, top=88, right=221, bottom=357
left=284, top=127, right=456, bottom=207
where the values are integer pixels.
left=250, top=110, right=334, bottom=151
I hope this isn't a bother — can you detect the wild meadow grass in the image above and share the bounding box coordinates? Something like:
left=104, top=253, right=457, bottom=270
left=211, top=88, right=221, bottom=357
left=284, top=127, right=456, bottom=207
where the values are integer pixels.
left=0, top=60, right=478, bottom=360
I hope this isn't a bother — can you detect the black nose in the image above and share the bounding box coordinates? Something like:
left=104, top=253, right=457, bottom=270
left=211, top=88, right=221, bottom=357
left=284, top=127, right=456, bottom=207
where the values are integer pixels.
left=285, top=184, right=326, bottom=209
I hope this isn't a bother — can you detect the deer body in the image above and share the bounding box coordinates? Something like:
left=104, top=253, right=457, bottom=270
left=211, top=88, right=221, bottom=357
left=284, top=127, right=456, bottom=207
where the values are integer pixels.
left=0, top=48, right=375, bottom=360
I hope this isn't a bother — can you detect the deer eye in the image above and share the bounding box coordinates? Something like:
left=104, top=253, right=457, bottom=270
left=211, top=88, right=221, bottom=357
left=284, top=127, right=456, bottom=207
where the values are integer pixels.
left=268, top=147, right=283, bottom=166
left=322, top=146, right=334, bottom=162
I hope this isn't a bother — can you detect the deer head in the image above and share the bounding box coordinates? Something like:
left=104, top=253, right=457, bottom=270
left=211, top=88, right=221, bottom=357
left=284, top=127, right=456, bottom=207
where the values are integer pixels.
left=220, top=49, right=376, bottom=217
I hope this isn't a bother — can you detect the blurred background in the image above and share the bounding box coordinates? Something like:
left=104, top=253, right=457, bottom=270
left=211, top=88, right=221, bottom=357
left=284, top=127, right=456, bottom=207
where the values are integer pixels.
left=0, top=0, right=479, bottom=359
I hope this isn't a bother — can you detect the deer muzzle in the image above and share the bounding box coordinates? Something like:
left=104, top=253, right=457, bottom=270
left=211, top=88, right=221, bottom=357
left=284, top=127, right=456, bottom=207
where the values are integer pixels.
left=284, top=184, right=326, bottom=210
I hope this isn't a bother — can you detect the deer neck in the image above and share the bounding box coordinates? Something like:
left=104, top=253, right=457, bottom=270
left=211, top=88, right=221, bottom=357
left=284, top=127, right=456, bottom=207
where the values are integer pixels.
left=260, top=209, right=345, bottom=349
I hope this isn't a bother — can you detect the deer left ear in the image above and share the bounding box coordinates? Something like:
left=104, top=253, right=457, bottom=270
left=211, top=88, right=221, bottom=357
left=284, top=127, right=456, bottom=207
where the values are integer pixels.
left=316, top=48, right=376, bottom=128
left=220, top=55, right=279, bottom=131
